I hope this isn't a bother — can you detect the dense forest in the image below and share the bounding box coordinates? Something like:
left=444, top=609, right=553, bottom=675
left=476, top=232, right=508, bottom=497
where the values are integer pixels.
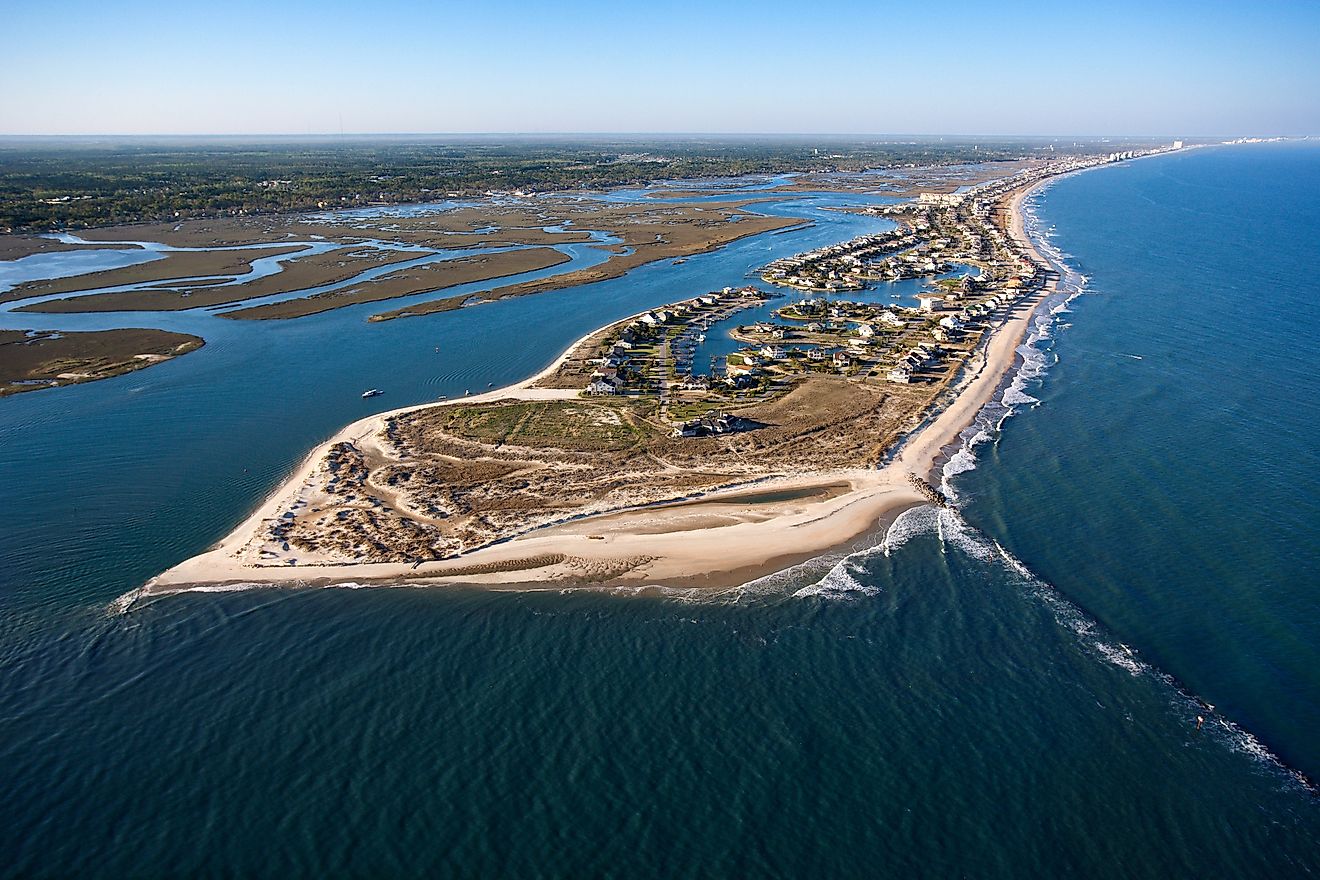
left=0, top=135, right=1163, bottom=231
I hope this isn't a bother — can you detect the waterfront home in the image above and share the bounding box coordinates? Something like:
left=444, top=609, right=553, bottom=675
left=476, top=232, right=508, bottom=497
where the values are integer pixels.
left=856, top=323, right=876, bottom=338
left=806, top=347, right=827, bottom=361
left=887, top=366, right=913, bottom=384
left=761, top=345, right=788, bottom=360
left=880, top=311, right=906, bottom=327
left=585, top=377, right=618, bottom=395
left=918, top=295, right=942, bottom=313
left=676, top=375, right=710, bottom=391
left=673, top=411, right=748, bottom=439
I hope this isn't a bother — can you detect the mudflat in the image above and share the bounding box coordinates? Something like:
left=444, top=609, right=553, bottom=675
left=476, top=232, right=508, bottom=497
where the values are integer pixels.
left=222, top=247, right=572, bottom=320
left=0, top=236, right=143, bottom=261
left=17, top=247, right=426, bottom=313
left=371, top=207, right=801, bottom=321
left=2, top=245, right=311, bottom=304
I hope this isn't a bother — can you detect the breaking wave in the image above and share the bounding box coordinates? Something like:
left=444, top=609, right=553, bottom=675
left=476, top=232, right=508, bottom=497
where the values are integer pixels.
left=877, top=499, right=1314, bottom=794
left=866, top=186, right=1314, bottom=794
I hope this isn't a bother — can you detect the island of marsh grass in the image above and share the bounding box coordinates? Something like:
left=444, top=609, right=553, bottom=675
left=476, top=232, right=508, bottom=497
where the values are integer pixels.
left=0, top=328, right=203, bottom=396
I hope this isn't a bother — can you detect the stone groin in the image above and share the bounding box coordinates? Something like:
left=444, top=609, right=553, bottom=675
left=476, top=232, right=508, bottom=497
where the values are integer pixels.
left=907, top=473, right=949, bottom=508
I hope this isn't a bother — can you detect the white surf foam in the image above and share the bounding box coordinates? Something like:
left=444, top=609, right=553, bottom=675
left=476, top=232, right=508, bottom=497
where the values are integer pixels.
left=792, top=557, right=881, bottom=600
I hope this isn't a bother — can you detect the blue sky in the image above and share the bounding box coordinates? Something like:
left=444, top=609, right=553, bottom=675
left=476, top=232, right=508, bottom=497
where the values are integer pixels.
left=4, top=0, right=1318, bottom=135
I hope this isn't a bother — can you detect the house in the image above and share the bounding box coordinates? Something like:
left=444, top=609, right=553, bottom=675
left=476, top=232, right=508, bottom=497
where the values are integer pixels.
left=760, top=345, right=788, bottom=360
left=887, top=366, right=912, bottom=384
left=879, top=311, right=906, bottom=327
left=639, top=312, right=660, bottom=326
left=585, top=377, right=618, bottom=395
left=672, top=411, right=749, bottom=438
left=856, top=323, right=876, bottom=338
left=806, top=322, right=824, bottom=333
left=726, top=356, right=760, bottom=377
left=832, top=351, right=852, bottom=369
left=918, top=295, right=942, bottom=313
left=806, top=347, right=827, bottom=361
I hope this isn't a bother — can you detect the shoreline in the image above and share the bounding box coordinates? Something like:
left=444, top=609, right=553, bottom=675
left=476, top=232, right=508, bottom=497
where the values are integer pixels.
left=137, top=175, right=1066, bottom=601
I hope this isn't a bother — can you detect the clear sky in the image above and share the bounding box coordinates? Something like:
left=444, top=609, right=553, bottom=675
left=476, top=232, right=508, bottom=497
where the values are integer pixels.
left=4, top=0, right=1318, bottom=136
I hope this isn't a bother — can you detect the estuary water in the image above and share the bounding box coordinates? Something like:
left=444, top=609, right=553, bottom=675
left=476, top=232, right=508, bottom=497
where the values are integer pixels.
left=1, top=148, right=1318, bottom=877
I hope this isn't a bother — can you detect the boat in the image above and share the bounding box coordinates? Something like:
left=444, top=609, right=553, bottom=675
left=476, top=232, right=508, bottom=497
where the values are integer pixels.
left=361, top=389, right=383, bottom=399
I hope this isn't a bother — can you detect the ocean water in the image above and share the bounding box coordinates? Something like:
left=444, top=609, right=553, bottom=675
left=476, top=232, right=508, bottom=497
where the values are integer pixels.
left=2, top=149, right=1318, bottom=877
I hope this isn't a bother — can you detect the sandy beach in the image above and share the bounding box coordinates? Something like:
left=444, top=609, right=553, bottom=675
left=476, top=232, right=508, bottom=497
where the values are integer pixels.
left=142, top=179, right=1058, bottom=599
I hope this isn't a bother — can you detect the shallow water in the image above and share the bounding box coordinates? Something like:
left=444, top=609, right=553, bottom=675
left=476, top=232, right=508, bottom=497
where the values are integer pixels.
left=1, top=149, right=1317, bottom=876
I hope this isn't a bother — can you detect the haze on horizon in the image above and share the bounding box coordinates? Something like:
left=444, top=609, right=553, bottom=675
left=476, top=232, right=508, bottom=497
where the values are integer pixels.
left=4, top=0, right=1318, bottom=138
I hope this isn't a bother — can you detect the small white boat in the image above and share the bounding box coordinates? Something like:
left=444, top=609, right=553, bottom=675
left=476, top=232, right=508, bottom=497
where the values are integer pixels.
left=362, top=389, right=383, bottom=399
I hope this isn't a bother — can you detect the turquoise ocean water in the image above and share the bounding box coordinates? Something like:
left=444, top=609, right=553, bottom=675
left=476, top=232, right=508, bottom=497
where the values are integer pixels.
left=1, top=145, right=1317, bottom=877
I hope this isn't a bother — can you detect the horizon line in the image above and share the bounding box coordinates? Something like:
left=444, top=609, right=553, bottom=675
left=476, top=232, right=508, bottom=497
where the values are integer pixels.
left=0, top=131, right=1306, bottom=141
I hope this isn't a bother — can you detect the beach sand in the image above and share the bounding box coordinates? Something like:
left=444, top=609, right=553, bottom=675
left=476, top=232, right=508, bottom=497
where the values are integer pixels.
left=141, top=179, right=1056, bottom=598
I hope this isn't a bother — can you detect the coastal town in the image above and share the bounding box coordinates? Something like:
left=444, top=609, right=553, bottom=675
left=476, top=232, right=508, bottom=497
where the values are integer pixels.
left=551, top=151, right=1140, bottom=429
left=149, top=148, right=1182, bottom=577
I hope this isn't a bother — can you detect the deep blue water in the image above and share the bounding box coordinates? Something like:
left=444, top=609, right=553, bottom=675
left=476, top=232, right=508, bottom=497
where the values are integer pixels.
left=1, top=148, right=1318, bottom=877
